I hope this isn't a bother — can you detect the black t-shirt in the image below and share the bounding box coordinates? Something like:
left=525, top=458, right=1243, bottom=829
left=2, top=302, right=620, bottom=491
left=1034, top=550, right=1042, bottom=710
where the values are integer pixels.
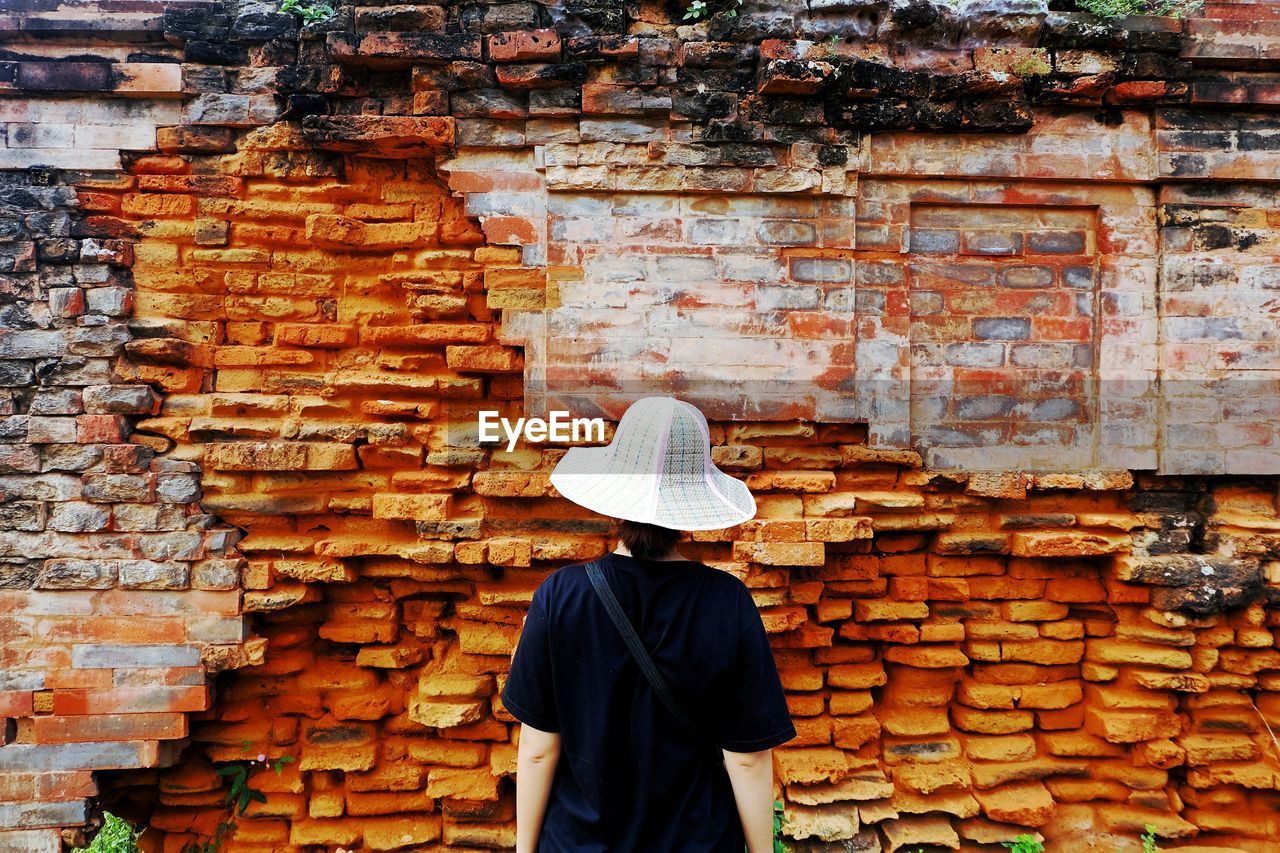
left=500, top=551, right=797, bottom=853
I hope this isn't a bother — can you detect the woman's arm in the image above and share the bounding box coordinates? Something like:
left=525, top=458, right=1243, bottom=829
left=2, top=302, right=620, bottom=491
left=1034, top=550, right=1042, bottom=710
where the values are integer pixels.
left=722, top=747, right=775, bottom=853
left=515, top=723, right=562, bottom=853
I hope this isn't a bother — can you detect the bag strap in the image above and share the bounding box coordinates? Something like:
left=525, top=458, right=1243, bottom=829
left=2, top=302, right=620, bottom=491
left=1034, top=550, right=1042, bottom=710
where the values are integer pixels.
left=585, top=559, right=713, bottom=752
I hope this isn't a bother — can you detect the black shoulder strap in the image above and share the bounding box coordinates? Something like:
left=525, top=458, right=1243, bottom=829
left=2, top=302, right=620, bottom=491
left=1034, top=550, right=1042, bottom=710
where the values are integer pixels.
left=585, top=559, right=711, bottom=749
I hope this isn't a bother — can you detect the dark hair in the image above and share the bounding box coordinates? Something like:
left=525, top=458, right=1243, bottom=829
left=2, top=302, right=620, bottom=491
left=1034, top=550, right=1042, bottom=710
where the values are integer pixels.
left=617, top=520, right=681, bottom=561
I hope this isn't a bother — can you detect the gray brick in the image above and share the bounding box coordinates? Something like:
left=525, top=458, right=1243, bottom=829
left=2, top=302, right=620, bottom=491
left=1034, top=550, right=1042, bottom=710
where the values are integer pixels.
left=1165, top=317, right=1243, bottom=341
left=757, top=220, right=816, bottom=246
left=0, top=501, right=46, bottom=532
left=38, top=559, right=116, bottom=590
left=0, top=474, right=80, bottom=501
left=119, top=560, right=190, bottom=590
left=0, top=800, right=88, bottom=830
left=945, top=343, right=1005, bottom=367
left=84, top=287, right=131, bottom=316
left=973, top=317, right=1031, bottom=340
left=1000, top=265, right=1054, bottom=288
left=856, top=261, right=904, bottom=287
left=687, top=219, right=739, bottom=245
left=192, top=559, right=242, bottom=590
left=41, top=445, right=102, bottom=473
left=0, top=363, right=34, bottom=388
left=0, top=559, right=38, bottom=589
left=756, top=285, right=820, bottom=310
left=71, top=643, right=201, bottom=668
left=183, top=93, right=253, bottom=126
left=909, top=228, right=960, bottom=254
left=1010, top=343, right=1075, bottom=368
left=0, top=417, right=29, bottom=443
left=824, top=287, right=855, bottom=313
left=47, top=502, right=110, bottom=533
left=82, top=385, right=158, bottom=415
left=0, top=450, right=38, bottom=476
left=0, top=742, right=152, bottom=772
left=69, top=323, right=130, bottom=358
left=920, top=426, right=990, bottom=448
left=1027, top=398, right=1082, bottom=421
left=853, top=290, right=885, bottom=314
left=547, top=194, right=610, bottom=217
left=790, top=257, right=851, bottom=283
left=82, top=474, right=151, bottom=503
left=28, top=390, right=82, bottom=416
left=1028, top=230, right=1087, bottom=254
left=579, top=117, right=665, bottom=143
left=0, top=670, right=44, bottom=690
left=112, top=503, right=185, bottom=532
left=955, top=395, right=1017, bottom=419
left=0, top=330, right=65, bottom=359
left=1159, top=450, right=1222, bottom=475
left=0, top=829, right=62, bottom=852
left=138, top=532, right=203, bottom=561
left=963, top=231, right=1022, bottom=255
left=25, top=417, right=76, bottom=444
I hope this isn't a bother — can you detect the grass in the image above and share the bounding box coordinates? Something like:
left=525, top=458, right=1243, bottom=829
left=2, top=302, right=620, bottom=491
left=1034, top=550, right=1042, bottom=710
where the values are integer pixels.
left=279, top=0, right=336, bottom=24
left=1073, top=0, right=1203, bottom=18
left=72, top=813, right=142, bottom=853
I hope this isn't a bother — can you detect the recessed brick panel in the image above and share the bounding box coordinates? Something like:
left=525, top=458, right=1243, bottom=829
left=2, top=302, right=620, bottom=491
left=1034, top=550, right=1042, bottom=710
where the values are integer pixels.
left=536, top=188, right=858, bottom=421
left=907, top=203, right=1099, bottom=469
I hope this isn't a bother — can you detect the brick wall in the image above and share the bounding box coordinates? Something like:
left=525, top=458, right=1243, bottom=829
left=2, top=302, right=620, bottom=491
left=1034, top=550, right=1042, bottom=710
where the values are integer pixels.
left=3, top=0, right=1280, bottom=851
left=0, top=5, right=253, bottom=851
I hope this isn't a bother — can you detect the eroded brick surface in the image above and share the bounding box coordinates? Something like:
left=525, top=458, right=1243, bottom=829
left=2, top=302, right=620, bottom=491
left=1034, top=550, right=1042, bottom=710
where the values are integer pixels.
left=3, top=0, right=1280, bottom=850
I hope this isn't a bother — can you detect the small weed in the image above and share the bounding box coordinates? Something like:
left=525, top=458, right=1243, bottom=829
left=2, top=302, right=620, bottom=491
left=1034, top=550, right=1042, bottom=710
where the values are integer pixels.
left=181, top=747, right=297, bottom=853
left=772, top=800, right=789, bottom=853
left=280, top=0, right=336, bottom=24
left=72, top=813, right=142, bottom=853
left=684, top=0, right=745, bottom=20
left=1003, top=835, right=1046, bottom=853
left=1141, top=824, right=1161, bottom=852
left=1073, top=0, right=1202, bottom=19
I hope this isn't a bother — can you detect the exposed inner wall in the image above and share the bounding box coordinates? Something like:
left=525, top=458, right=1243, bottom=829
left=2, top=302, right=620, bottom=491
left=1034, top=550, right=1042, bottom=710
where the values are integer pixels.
left=4, top=0, right=1280, bottom=851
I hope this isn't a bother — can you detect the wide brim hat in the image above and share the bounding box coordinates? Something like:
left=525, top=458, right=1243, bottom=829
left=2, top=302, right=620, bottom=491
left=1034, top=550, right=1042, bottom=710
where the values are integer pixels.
left=549, top=396, right=757, bottom=532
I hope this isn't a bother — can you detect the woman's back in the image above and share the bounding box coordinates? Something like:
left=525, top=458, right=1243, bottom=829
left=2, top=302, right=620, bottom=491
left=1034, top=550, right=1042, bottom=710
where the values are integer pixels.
left=501, top=550, right=796, bottom=852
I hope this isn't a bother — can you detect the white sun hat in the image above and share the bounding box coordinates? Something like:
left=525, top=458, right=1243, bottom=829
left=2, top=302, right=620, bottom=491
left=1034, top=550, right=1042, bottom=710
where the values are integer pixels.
left=549, top=396, right=757, bottom=531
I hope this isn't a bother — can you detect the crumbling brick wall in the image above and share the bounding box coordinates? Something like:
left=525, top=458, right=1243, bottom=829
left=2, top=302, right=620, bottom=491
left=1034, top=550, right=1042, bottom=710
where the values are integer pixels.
left=4, top=0, right=1280, bottom=850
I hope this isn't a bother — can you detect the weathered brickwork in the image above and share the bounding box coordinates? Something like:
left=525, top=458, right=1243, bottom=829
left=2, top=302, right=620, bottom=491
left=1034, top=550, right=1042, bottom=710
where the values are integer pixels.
left=3, top=0, right=1280, bottom=850
left=0, top=162, right=254, bottom=850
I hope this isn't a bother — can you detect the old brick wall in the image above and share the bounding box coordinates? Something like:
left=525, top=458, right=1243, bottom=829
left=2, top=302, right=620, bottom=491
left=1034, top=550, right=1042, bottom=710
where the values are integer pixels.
left=4, top=0, right=1280, bottom=850
left=0, top=5, right=257, bottom=851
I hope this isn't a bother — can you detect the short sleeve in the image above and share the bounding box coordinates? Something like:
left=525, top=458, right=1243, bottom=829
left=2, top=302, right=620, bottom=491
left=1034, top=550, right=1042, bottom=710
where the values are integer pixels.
left=500, top=584, right=560, bottom=732
left=715, top=582, right=797, bottom=753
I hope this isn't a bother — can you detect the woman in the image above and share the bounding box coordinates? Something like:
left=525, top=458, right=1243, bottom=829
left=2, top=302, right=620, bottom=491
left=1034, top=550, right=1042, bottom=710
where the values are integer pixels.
left=500, top=396, right=797, bottom=853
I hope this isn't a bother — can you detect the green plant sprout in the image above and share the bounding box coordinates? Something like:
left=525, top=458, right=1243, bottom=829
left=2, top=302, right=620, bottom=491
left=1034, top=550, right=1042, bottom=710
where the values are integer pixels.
left=280, top=0, right=336, bottom=24
left=1003, top=835, right=1046, bottom=853
left=684, top=0, right=745, bottom=20
left=1141, top=824, right=1161, bottom=852
left=181, top=747, right=296, bottom=853
left=72, top=813, right=142, bottom=853
left=772, top=799, right=789, bottom=853
left=1073, top=0, right=1202, bottom=19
